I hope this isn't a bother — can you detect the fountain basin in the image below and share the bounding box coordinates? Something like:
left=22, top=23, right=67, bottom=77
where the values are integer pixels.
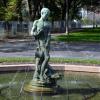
left=0, top=63, right=100, bottom=73
left=0, top=71, right=100, bottom=100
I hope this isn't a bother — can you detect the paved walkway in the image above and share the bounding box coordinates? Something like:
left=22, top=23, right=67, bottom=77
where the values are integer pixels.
left=0, top=39, right=100, bottom=59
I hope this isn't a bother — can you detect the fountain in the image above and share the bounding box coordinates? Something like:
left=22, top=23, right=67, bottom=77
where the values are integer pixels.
left=0, top=7, right=100, bottom=100
left=0, top=71, right=100, bottom=100
left=24, top=8, right=62, bottom=93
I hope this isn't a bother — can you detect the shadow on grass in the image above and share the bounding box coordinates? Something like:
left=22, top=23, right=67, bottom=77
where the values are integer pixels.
left=80, top=28, right=100, bottom=33
left=55, top=35, right=100, bottom=42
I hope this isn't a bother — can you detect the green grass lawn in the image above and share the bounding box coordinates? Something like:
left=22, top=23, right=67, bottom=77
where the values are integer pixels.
left=0, top=28, right=100, bottom=65
left=0, top=57, right=100, bottom=66
left=53, top=28, right=100, bottom=42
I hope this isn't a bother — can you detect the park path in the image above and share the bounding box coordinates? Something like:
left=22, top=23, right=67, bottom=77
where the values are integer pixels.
left=0, top=39, right=100, bottom=59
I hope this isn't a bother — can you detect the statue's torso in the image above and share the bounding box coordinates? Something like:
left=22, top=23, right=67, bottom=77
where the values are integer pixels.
left=36, top=19, right=51, bottom=46
left=37, top=19, right=51, bottom=34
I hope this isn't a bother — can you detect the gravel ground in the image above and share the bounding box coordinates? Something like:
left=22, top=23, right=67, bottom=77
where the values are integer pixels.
left=0, top=39, right=100, bottom=59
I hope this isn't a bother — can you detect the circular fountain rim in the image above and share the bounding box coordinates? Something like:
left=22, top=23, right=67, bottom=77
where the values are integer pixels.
left=0, top=63, right=100, bottom=73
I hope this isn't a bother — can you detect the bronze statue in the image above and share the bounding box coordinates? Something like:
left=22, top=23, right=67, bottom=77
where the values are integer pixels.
left=31, top=8, right=55, bottom=82
left=24, top=8, right=61, bottom=93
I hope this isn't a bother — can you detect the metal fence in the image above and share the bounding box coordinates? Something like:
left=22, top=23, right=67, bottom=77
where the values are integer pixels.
left=0, top=20, right=100, bottom=38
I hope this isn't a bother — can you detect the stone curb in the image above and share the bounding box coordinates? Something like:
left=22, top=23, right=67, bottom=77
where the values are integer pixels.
left=0, top=64, right=100, bottom=73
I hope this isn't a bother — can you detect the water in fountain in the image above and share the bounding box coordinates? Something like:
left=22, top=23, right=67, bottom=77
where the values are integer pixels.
left=0, top=71, right=100, bottom=100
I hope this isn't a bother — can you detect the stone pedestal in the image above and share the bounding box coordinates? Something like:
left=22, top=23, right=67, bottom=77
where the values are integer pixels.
left=24, top=78, right=59, bottom=93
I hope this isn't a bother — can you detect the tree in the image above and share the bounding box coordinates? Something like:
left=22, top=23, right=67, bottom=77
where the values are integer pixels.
left=5, top=0, right=18, bottom=21
left=0, top=0, right=6, bottom=20
left=65, top=0, right=100, bottom=34
left=0, top=0, right=99, bottom=33
left=81, top=0, right=100, bottom=28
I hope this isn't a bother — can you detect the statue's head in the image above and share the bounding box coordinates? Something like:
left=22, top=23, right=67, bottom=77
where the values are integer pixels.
left=41, top=8, right=50, bottom=20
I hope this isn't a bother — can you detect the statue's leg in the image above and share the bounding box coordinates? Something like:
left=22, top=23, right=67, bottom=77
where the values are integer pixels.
left=40, top=49, right=50, bottom=81
left=33, top=39, right=41, bottom=79
left=33, top=57, right=40, bottom=79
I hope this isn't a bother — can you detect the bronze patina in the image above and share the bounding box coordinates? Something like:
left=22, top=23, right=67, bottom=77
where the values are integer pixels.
left=24, top=8, right=61, bottom=93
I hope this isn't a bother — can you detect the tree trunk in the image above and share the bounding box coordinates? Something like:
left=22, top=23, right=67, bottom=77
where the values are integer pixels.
left=65, top=0, right=69, bottom=35
left=93, top=11, right=96, bottom=28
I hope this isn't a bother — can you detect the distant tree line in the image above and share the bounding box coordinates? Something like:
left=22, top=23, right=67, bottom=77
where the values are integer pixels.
left=0, top=0, right=99, bottom=21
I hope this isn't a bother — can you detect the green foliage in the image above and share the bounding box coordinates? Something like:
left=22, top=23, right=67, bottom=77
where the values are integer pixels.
left=5, top=0, right=18, bottom=21
left=0, top=0, right=22, bottom=21
left=68, top=0, right=81, bottom=20
left=0, top=0, right=99, bottom=21
left=0, top=7, right=6, bottom=20
left=0, top=0, right=6, bottom=20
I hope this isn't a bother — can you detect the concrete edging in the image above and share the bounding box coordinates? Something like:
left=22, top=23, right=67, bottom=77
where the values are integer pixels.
left=0, top=64, right=100, bottom=73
